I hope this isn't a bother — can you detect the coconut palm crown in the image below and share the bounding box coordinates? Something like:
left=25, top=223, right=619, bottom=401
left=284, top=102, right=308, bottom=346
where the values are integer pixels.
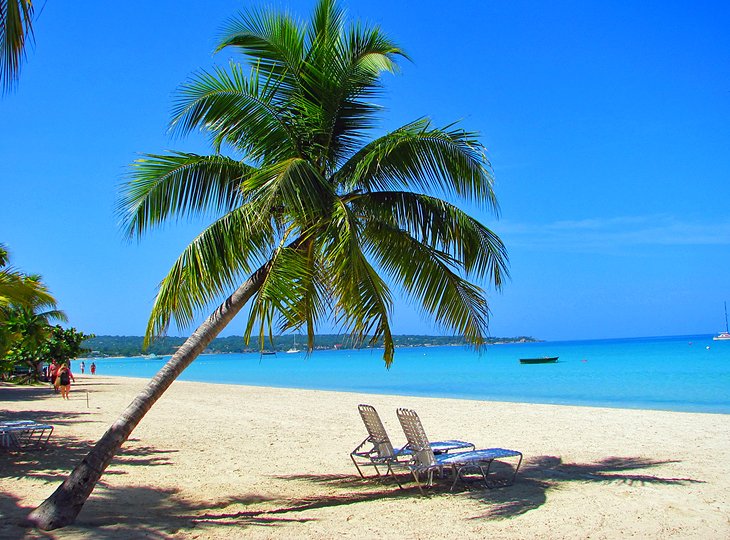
left=120, top=0, right=508, bottom=365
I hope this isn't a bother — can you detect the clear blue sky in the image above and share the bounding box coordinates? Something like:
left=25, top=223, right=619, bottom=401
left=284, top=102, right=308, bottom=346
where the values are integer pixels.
left=2, top=0, right=729, bottom=341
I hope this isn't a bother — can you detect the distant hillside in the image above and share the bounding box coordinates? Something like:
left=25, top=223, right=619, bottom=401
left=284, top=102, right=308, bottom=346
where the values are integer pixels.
left=83, top=334, right=539, bottom=357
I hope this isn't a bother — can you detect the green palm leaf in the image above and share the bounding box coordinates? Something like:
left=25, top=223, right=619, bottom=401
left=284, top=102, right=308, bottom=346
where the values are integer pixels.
left=1, top=0, right=34, bottom=92
left=216, top=6, right=305, bottom=89
left=171, top=63, right=298, bottom=160
left=364, top=220, right=490, bottom=347
left=323, top=199, right=395, bottom=363
left=338, top=118, right=498, bottom=211
left=120, top=152, right=252, bottom=239
left=351, top=191, right=509, bottom=285
left=144, top=204, right=276, bottom=344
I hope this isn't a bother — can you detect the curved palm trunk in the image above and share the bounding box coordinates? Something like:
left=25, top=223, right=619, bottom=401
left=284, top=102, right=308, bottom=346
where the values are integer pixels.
left=27, top=263, right=270, bottom=530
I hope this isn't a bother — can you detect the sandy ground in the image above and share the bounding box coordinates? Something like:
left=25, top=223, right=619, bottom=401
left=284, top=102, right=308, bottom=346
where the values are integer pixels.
left=1, top=375, right=729, bottom=539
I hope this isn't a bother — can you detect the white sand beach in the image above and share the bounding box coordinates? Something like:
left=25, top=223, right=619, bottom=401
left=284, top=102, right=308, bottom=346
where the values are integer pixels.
left=1, top=375, right=729, bottom=539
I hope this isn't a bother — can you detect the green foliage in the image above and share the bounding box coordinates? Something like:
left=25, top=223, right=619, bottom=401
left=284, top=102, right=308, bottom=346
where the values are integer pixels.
left=44, top=326, right=94, bottom=364
left=0, top=0, right=35, bottom=93
left=82, top=334, right=538, bottom=357
left=0, top=243, right=57, bottom=326
left=0, top=244, right=91, bottom=381
left=3, top=325, right=92, bottom=382
left=119, top=0, right=510, bottom=367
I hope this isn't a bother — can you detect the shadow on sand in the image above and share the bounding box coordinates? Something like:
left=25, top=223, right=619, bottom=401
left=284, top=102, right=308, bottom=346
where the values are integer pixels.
left=0, top=448, right=704, bottom=538
left=0, top=381, right=705, bottom=537
left=170, top=454, right=703, bottom=532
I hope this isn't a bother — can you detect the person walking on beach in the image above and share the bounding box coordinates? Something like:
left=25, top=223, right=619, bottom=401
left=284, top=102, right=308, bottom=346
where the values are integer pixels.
left=48, top=360, right=59, bottom=393
left=90, top=362, right=96, bottom=375
left=80, top=361, right=85, bottom=374
left=55, top=364, right=75, bottom=400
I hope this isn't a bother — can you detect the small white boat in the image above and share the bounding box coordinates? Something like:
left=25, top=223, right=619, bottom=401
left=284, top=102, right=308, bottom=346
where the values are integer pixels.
left=286, top=334, right=302, bottom=353
left=713, top=302, right=730, bottom=341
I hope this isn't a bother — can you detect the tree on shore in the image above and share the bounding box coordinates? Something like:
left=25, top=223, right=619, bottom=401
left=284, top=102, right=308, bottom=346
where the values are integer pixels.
left=0, top=0, right=35, bottom=93
left=0, top=244, right=58, bottom=359
left=29, top=0, right=509, bottom=529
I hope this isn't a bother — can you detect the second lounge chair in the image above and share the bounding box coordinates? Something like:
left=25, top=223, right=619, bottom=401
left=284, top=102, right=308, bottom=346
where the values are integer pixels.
left=396, top=407, right=522, bottom=493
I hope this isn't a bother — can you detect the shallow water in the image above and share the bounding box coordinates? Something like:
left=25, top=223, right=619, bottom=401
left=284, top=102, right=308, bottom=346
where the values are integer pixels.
left=79, top=334, right=730, bottom=413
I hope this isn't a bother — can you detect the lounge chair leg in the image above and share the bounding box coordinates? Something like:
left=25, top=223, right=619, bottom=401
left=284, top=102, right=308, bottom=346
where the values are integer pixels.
left=412, top=471, right=425, bottom=495
left=507, top=453, right=523, bottom=486
left=482, top=460, right=494, bottom=488
left=386, top=463, right=404, bottom=489
left=351, top=455, right=366, bottom=479
left=450, top=465, right=462, bottom=491
left=482, top=453, right=522, bottom=488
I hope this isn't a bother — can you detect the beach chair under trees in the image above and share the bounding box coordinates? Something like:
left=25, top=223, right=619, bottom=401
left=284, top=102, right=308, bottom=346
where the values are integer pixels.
left=351, top=404, right=474, bottom=486
left=0, top=420, right=54, bottom=450
left=396, top=408, right=522, bottom=493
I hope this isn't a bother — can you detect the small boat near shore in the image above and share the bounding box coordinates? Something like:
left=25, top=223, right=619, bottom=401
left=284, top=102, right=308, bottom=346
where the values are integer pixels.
left=286, top=334, right=302, bottom=353
left=520, top=356, right=558, bottom=364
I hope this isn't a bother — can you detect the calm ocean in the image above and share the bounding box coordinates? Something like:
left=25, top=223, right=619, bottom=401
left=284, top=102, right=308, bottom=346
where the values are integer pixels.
left=79, top=335, right=730, bottom=414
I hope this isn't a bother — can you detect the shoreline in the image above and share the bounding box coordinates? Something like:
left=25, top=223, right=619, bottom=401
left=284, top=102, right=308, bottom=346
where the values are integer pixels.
left=66, top=371, right=730, bottom=416
left=2, top=375, right=729, bottom=538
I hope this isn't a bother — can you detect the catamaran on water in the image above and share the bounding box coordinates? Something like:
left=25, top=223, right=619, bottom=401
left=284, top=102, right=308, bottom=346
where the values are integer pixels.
left=713, top=302, right=730, bottom=341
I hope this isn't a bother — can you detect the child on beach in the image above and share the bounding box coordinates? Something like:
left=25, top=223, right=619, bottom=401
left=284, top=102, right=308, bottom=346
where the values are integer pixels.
left=55, top=364, right=75, bottom=400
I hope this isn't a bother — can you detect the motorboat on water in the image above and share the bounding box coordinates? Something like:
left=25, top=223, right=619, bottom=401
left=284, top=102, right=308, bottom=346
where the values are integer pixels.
left=713, top=302, right=730, bottom=341
left=519, top=356, right=558, bottom=364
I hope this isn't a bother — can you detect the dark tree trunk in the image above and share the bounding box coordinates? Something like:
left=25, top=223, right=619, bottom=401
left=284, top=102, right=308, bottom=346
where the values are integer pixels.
left=27, top=264, right=270, bottom=530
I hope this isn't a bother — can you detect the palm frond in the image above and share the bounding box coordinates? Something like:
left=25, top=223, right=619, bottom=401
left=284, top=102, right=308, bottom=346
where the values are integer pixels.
left=337, top=118, right=498, bottom=212
left=119, top=152, right=252, bottom=239
left=1, top=0, right=34, bottom=93
left=34, top=308, right=68, bottom=324
left=351, top=191, right=509, bottom=286
left=318, top=24, right=406, bottom=169
left=144, top=205, right=276, bottom=345
left=244, top=157, right=335, bottom=223
left=307, top=0, right=347, bottom=54
left=0, top=268, right=56, bottom=318
left=170, top=63, right=297, bottom=161
left=323, top=199, right=395, bottom=364
left=216, top=5, right=304, bottom=89
left=364, top=220, right=492, bottom=347
left=243, top=240, right=327, bottom=351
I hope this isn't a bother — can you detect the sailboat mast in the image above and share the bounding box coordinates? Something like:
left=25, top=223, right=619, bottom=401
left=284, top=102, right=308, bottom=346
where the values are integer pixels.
left=725, top=301, right=729, bottom=333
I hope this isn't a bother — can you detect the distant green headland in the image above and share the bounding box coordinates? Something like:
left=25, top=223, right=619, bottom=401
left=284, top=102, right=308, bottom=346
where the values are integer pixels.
left=83, top=335, right=540, bottom=358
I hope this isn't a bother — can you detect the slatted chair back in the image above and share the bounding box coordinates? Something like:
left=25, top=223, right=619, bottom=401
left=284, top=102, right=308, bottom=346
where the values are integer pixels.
left=358, top=404, right=396, bottom=459
left=396, top=408, right=437, bottom=468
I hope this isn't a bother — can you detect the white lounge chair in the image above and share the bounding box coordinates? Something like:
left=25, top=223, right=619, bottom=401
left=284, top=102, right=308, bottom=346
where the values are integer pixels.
left=0, top=420, right=54, bottom=450
left=351, top=404, right=474, bottom=487
left=396, top=408, right=522, bottom=493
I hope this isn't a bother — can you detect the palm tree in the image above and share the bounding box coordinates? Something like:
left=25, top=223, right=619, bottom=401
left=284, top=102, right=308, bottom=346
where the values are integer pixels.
left=2, top=301, right=67, bottom=375
left=29, top=0, right=509, bottom=529
left=0, top=244, right=56, bottom=324
left=0, top=245, right=63, bottom=370
left=0, top=0, right=35, bottom=92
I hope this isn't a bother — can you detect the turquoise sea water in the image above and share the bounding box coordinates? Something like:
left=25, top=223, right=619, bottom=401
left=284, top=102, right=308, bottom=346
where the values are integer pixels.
left=80, top=335, right=730, bottom=414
